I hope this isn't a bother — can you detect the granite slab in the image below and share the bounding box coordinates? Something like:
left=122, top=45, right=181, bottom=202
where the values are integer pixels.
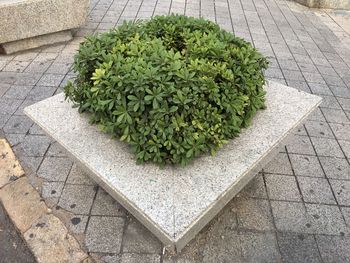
left=24, top=81, right=322, bottom=251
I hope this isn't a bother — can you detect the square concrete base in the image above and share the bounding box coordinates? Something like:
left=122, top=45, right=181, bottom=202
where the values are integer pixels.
left=24, top=81, right=322, bottom=251
left=1, top=30, right=72, bottom=54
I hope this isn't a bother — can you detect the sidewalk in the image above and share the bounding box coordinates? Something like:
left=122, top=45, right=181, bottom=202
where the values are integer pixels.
left=1, top=0, right=350, bottom=262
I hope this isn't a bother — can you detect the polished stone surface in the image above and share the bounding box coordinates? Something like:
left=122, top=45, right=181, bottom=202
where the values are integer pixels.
left=24, top=81, right=321, bottom=250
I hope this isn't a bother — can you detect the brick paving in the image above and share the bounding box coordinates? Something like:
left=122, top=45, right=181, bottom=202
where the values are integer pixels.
left=1, top=0, right=350, bottom=262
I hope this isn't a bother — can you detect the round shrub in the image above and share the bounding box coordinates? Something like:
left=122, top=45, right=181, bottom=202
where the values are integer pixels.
left=64, top=15, right=269, bottom=166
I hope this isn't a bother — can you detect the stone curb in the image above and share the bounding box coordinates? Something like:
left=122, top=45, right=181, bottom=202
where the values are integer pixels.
left=0, top=138, right=93, bottom=263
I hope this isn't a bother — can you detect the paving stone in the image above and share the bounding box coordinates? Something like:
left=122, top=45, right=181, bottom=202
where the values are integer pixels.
left=24, top=214, right=87, bottom=263
left=319, top=95, right=342, bottom=110
left=265, top=174, right=301, bottom=201
left=329, top=85, right=350, bottom=98
left=91, top=188, right=126, bottom=216
left=28, top=123, right=45, bottom=135
left=3, top=85, right=33, bottom=99
left=319, top=157, right=350, bottom=180
left=240, top=232, right=281, bottom=263
left=338, top=140, right=350, bottom=159
left=26, top=86, right=57, bottom=100
left=41, top=181, right=64, bottom=203
left=14, top=99, right=39, bottom=116
left=330, top=180, right=350, bottom=206
left=46, top=141, right=67, bottom=157
left=297, top=176, right=336, bottom=205
left=277, top=233, right=322, bottom=263
left=123, top=219, right=162, bottom=253
left=4, top=133, right=26, bottom=146
left=120, top=254, right=160, bottom=263
left=85, top=216, right=125, bottom=253
left=289, top=154, right=324, bottom=177
left=3, top=115, right=33, bottom=134
left=66, top=163, right=95, bottom=185
left=304, top=120, right=334, bottom=138
left=307, top=108, right=326, bottom=122
left=67, top=215, right=89, bottom=234
left=0, top=139, right=24, bottom=188
left=233, top=197, right=274, bottom=231
left=0, top=177, right=47, bottom=232
left=17, top=134, right=51, bottom=157
left=238, top=173, right=267, bottom=198
left=264, top=152, right=293, bottom=175
left=58, top=184, right=96, bottom=214
left=321, top=108, right=350, bottom=124
left=285, top=135, right=315, bottom=155
left=37, top=157, right=72, bottom=182
left=271, top=201, right=346, bottom=235
left=282, top=69, right=304, bottom=81
left=329, top=123, right=350, bottom=140
left=337, top=97, right=350, bottom=111
left=310, top=137, right=344, bottom=158
left=308, top=83, right=333, bottom=96
left=316, top=235, right=350, bottom=263
left=36, top=74, right=65, bottom=87
left=0, top=98, right=22, bottom=115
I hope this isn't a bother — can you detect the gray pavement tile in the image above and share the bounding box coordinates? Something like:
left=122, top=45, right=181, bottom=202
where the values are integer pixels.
left=3, top=115, right=33, bottom=134
left=3, top=85, right=33, bottom=99
left=271, top=201, right=346, bottom=235
left=66, top=163, right=95, bottom=185
left=303, top=72, right=325, bottom=84
left=238, top=173, right=267, bottom=199
left=36, top=74, right=65, bottom=87
left=304, top=120, right=334, bottom=139
left=321, top=108, right=350, bottom=124
left=317, top=65, right=338, bottom=77
left=0, top=83, right=11, bottom=97
left=285, top=80, right=311, bottom=93
left=91, top=188, right=126, bottom=216
left=310, top=137, right=344, bottom=158
left=318, top=96, right=341, bottom=111
left=319, top=156, right=350, bottom=180
left=316, top=235, right=350, bottom=263
left=37, top=156, right=73, bottom=181
left=24, top=61, right=52, bottom=73
left=14, top=99, right=38, bottom=116
left=282, top=69, right=304, bottom=81
left=330, top=180, right=350, bottom=206
left=297, top=176, right=336, bottom=205
left=28, top=123, right=45, bottom=135
left=3, top=60, right=30, bottom=72
left=329, top=123, right=350, bottom=140
left=298, top=62, right=318, bottom=73
left=46, top=141, right=67, bottom=157
left=85, top=216, right=125, bottom=253
left=4, top=133, right=26, bottom=147
left=46, top=62, right=72, bottom=75
left=285, top=135, right=316, bottom=155
left=123, top=219, right=162, bottom=254
left=277, top=233, right=322, bottom=263
left=338, top=97, right=350, bottom=111
left=41, top=181, right=64, bottom=204
left=307, top=108, right=326, bottom=122
left=329, top=85, right=350, bottom=98
left=13, top=73, right=42, bottom=86
left=26, top=86, right=57, bottom=100
left=17, top=134, right=51, bottom=157
left=120, top=254, right=160, bottom=263
left=323, top=74, right=346, bottom=87
left=289, top=154, right=324, bottom=177
left=264, top=67, right=284, bottom=79
left=240, top=232, right=281, bottom=263
left=58, top=184, right=96, bottom=214
left=265, top=174, right=301, bottom=201
left=67, top=215, right=89, bottom=234
left=233, top=197, right=275, bottom=231
left=338, top=139, right=350, bottom=159
left=264, top=153, right=293, bottom=175
left=0, top=98, right=23, bottom=115
left=278, top=58, right=299, bottom=70
left=292, top=124, right=307, bottom=136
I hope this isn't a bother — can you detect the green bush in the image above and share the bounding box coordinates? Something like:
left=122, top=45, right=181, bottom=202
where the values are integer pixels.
left=64, top=15, right=268, bottom=166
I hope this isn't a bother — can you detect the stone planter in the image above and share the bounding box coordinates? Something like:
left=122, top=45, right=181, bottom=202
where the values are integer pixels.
left=0, top=0, right=89, bottom=54
left=293, top=0, right=350, bottom=10
left=24, top=81, right=321, bottom=251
